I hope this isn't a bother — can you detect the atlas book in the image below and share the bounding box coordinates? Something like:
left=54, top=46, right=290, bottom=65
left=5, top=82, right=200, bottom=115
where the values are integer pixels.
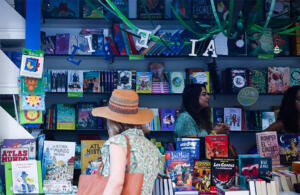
left=136, top=72, right=152, bottom=93
left=56, top=104, right=76, bottom=130
left=81, top=140, right=106, bottom=174
left=83, top=71, right=100, bottom=93
left=267, top=67, right=290, bottom=94
left=249, top=69, right=267, bottom=94
left=256, top=131, right=280, bottom=165
left=290, top=68, right=300, bottom=87
left=160, top=108, right=176, bottom=131
left=165, top=150, right=192, bottom=187
left=193, top=159, right=211, bottom=192
left=169, top=72, right=185, bottom=93
left=77, top=102, right=98, bottom=129
left=224, top=108, right=242, bottom=131
left=277, top=134, right=299, bottom=165
left=211, top=158, right=237, bottom=187
left=205, top=135, right=228, bottom=159
left=176, top=138, right=200, bottom=165
left=42, top=141, right=76, bottom=182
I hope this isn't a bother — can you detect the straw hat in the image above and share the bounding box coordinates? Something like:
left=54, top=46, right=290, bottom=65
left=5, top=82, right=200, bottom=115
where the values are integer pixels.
left=92, top=89, right=154, bottom=125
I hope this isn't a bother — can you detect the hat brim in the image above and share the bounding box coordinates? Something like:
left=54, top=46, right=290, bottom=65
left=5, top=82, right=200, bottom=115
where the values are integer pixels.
left=92, top=106, right=154, bottom=125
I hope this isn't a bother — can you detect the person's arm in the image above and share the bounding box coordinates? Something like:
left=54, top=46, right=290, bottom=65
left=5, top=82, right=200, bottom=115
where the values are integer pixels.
left=213, top=123, right=230, bottom=134
left=265, top=120, right=284, bottom=132
left=103, top=143, right=127, bottom=195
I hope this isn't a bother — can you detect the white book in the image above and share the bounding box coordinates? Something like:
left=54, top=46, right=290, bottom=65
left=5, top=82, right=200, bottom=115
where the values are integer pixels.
left=261, top=181, right=267, bottom=195
left=249, top=180, right=256, bottom=195
left=270, top=181, right=279, bottom=195
left=224, top=108, right=242, bottom=131
left=266, top=182, right=272, bottom=195
left=256, top=181, right=263, bottom=195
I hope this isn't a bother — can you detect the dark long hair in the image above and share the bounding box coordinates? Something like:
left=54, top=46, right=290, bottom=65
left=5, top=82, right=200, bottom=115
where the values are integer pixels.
left=278, top=86, right=300, bottom=133
left=181, top=84, right=212, bottom=130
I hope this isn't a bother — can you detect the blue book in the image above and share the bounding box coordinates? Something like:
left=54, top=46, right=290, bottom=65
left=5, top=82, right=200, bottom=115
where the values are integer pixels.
left=176, top=138, right=200, bottom=166
left=160, top=108, right=176, bottom=131
left=213, top=108, right=224, bottom=127
left=278, top=134, right=299, bottom=165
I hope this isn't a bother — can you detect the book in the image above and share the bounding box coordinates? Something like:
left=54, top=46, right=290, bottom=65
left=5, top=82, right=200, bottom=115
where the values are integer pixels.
left=55, top=33, right=70, bottom=54
left=216, top=185, right=249, bottom=195
left=247, top=28, right=274, bottom=56
left=273, top=33, right=290, bottom=56
left=44, top=0, right=79, bottom=18
left=211, top=158, right=237, bottom=187
left=240, top=157, right=272, bottom=180
left=20, top=49, right=45, bottom=79
left=249, top=69, right=267, bottom=94
left=82, top=0, right=104, bottom=18
left=256, top=131, right=280, bottom=165
left=56, top=104, right=76, bottom=130
left=176, top=138, right=200, bottom=165
left=43, top=180, right=72, bottom=194
left=193, top=159, right=211, bottom=192
left=225, top=68, right=249, bottom=93
left=191, top=72, right=210, bottom=93
left=81, top=140, right=106, bottom=174
left=83, top=71, right=100, bottom=93
left=171, top=0, right=191, bottom=19
left=20, top=94, right=45, bottom=111
left=290, top=68, right=300, bottom=87
left=212, top=108, right=224, bottom=127
left=67, top=70, right=83, bottom=97
left=224, top=108, right=242, bottom=131
left=205, top=135, right=228, bottom=159
left=136, top=72, right=152, bottom=93
left=19, top=110, right=43, bottom=125
left=42, top=141, right=76, bottom=182
left=138, top=0, right=164, bottom=19
left=169, top=72, right=185, bottom=93
left=117, top=70, right=132, bottom=89
left=228, top=32, right=247, bottom=56
left=277, top=134, right=299, bottom=165
left=77, top=102, right=98, bottom=129
left=20, top=76, right=44, bottom=95
left=267, top=67, right=290, bottom=94
left=160, top=108, right=176, bottom=131
left=165, top=151, right=192, bottom=187
left=261, top=111, right=275, bottom=130
left=192, top=0, right=214, bottom=20
left=265, top=0, right=290, bottom=19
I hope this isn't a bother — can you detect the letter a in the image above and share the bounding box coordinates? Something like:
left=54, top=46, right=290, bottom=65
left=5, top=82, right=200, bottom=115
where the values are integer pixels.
left=203, top=39, right=217, bottom=58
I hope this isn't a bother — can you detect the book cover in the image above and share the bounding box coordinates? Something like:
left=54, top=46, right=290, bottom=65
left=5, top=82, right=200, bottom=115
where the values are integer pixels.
left=44, top=0, right=79, bottom=18
left=83, top=71, right=100, bottom=93
left=138, top=0, right=164, bottom=19
left=19, top=110, right=43, bottom=125
left=149, top=62, right=166, bottom=82
left=56, top=104, right=76, bottom=130
left=228, top=32, right=247, bottom=56
left=186, top=68, right=204, bottom=84
left=117, top=70, right=132, bottom=89
left=77, top=102, right=98, bottom=129
left=193, top=159, right=211, bottom=192
left=77, top=35, right=92, bottom=55
left=273, top=33, right=290, bottom=56
left=290, top=68, right=300, bottom=87
left=43, top=180, right=72, bottom=194
left=160, top=108, right=176, bottom=131
left=82, top=0, right=104, bottom=18
left=20, top=76, right=44, bottom=95
left=267, top=67, right=290, bottom=94
left=20, top=94, right=45, bottom=111
left=261, top=111, right=275, bottom=130
left=42, top=141, right=76, bottom=182
left=171, top=0, right=191, bottom=19
left=247, top=28, right=274, bottom=56
left=176, top=138, right=200, bottom=165
left=81, top=140, right=106, bottom=174
left=277, top=134, right=299, bottom=165
left=265, top=0, right=290, bottom=19
left=211, top=158, right=236, bottom=187
left=192, top=72, right=210, bottom=93
left=249, top=69, right=267, bottom=94
left=192, top=0, right=213, bottom=19
left=165, top=150, right=192, bottom=187
left=136, top=72, right=152, bottom=93
left=224, top=108, right=242, bottom=131
left=105, top=0, right=128, bottom=19
left=226, top=68, right=249, bottom=93
left=169, top=72, right=185, bottom=93
left=256, top=131, right=280, bottom=165
left=205, top=135, right=228, bottom=159
left=67, top=70, right=83, bottom=97
left=74, top=144, right=81, bottom=170
left=55, top=34, right=70, bottom=54
left=37, top=134, right=45, bottom=161
left=212, top=108, right=224, bottom=127
left=44, top=36, right=56, bottom=54
left=240, top=157, right=272, bottom=179
left=20, top=49, right=44, bottom=79
left=113, top=23, right=127, bottom=55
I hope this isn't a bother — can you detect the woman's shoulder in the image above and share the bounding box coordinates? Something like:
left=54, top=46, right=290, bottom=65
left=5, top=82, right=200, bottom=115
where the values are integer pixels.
left=177, top=111, right=193, bottom=120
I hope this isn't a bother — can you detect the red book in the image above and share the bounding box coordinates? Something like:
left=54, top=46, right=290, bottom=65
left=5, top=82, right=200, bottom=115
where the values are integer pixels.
left=105, top=37, right=119, bottom=55
left=127, top=33, right=138, bottom=55
left=205, top=135, right=229, bottom=159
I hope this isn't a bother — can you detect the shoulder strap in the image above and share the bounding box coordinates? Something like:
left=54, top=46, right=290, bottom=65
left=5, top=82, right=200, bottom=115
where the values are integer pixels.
left=124, top=135, right=131, bottom=172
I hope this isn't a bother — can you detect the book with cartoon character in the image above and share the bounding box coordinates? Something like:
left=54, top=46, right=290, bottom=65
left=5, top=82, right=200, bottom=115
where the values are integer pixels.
left=193, top=160, right=211, bottom=192
left=205, top=135, right=228, bottom=159
left=20, top=76, right=44, bottom=95
left=136, top=72, right=152, bottom=93
left=56, top=104, right=76, bottom=130
left=67, top=70, right=83, bottom=97
left=224, top=108, right=242, bottom=131
left=211, top=158, right=236, bottom=188
left=267, top=67, right=290, bottom=94
left=160, top=108, right=176, bottom=131
left=277, top=134, right=299, bottom=165
left=77, top=102, right=98, bottom=130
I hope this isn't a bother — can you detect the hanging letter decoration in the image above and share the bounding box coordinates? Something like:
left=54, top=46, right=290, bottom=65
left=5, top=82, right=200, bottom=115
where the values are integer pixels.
left=84, top=35, right=96, bottom=53
left=189, top=39, right=198, bottom=57
left=203, top=39, right=217, bottom=58
left=135, top=29, right=152, bottom=49
left=67, top=45, right=82, bottom=65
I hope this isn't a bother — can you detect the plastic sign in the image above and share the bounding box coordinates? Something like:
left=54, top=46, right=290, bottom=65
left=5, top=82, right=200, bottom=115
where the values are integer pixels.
left=237, top=87, right=259, bottom=106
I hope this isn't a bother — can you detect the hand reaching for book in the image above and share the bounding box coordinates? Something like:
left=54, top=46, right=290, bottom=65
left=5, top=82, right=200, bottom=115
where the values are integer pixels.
left=213, top=123, right=230, bottom=134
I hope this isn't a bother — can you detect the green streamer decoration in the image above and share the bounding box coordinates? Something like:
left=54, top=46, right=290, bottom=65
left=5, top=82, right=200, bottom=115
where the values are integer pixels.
left=84, top=0, right=108, bottom=21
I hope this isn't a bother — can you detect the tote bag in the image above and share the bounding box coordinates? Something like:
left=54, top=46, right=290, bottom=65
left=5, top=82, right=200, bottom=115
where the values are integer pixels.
left=77, top=135, right=144, bottom=195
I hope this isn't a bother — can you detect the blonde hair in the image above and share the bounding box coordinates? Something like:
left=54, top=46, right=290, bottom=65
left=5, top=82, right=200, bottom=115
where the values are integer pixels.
left=107, top=120, right=149, bottom=136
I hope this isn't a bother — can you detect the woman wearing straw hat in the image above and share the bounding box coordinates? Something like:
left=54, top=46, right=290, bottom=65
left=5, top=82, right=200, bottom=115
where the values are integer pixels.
left=92, top=89, right=164, bottom=195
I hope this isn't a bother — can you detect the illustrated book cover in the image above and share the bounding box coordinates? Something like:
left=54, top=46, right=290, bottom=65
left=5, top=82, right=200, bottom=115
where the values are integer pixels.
left=211, top=158, right=236, bottom=187
left=256, top=131, right=280, bottom=165
left=67, top=70, right=83, bottom=97
left=56, top=104, right=76, bottom=130
left=277, top=134, right=299, bottom=165
left=193, top=159, right=211, bottom=192
left=224, top=107, right=242, bottom=131
left=77, top=102, right=98, bottom=129
left=136, top=72, right=152, bottom=93
left=83, top=71, right=100, bottom=93
left=176, top=138, right=200, bottom=166
left=267, top=67, right=290, bottom=94
left=205, top=135, right=228, bottom=159
left=169, top=72, right=185, bottom=93
left=160, top=108, right=176, bottom=131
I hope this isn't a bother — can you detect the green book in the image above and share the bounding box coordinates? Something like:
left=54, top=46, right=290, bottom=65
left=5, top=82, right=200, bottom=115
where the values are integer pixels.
left=20, top=76, right=44, bottom=95
left=19, top=110, right=43, bottom=125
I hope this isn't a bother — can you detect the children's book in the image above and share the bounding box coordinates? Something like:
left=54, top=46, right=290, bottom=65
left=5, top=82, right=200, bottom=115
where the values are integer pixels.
left=176, top=138, right=200, bottom=166
left=169, top=72, right=185, bottom=93
left=55, top=34, right=70, bottom=54
left=160, top=108, right=176, bottom=131
left=247, top=28, right=274, bottom=56
left=20, top=94, right=45, bottom=111
left=240, top=157, right=272, bottom=179
left=138, top=0, right=164, bottom=19
left=83, top=71, right=100, bottom=93
left=56, top=104, right=76, bottom=130
left=193, top=159, right=211, bottom=192
left=256, top=131, right=280, bottom=165
left=290, top=68, right=300, bottom=87
left=261, top=111, right=275, bottom=130
left=92, top=33, right=105, bottom=56
left=192, top=72, right=210, bottom=93
left=249, top=69, right=267, bottom=94
left=277, top=134, right=299, bottom=165
left=44, top=0, right=79, bottom=18
left=165, top=151, right=192, bottom=187
left=82, top=0, right=104, bottom=18
left=77, top=35, right=92, bottom=55
left=136, top=72, right=152, bottom=93
left=67, top=70, right=83, bottom=97
left=273, top=33, right=290, bottom=56
left=20, top=76, right=44, bottom=95
left=149, top=62, right=166, bottom=82
left=81, top=140, right=106, bottom=174
left=225, top=68, right=249, bottom=93
left=211, top=158, right=236, bottom=187
left=20, top=49, right=44, bottom=78
left=192, top=0, right=213, bottom=20
left=205, top=135, right=228, bottom=159
left=117, top=70, right=132, bottom=89
left=267, top=67, right=290, bottom=94
left=42, top=141, right=76, bottom=182
left=43, top=180, right=72, bottom=194
left=77, top=102, right=98, bottom=129
left=224, top=108, right=242, bottom=131
left=228, top=32, right=247, bottom=56
left=19, top=110, right=43, bottom=125
left=212, top=108, right=224, bottom=127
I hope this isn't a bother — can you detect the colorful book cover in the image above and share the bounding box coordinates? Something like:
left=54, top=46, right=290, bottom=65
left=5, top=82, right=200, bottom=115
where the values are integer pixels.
left=290, top=68, right=300, bottom=87
left=113, top=23, right=127, bottom=55
left=81, top=140, right=106, bottom=174
left=1, top=139, right=36, bottom=165
left=277, top=134, right=299, bottom=165
left=240, top=157, right=272, bottom=179
left=138, top=0, right=164, bottom=19
left=226, top=68, right=249, bottom=93
left=176, top=138, right=200, bottom=165
left=224, top=108, right=242, bottom=131
left=268, top=67, right=290, bottom=94
left=186, top=68, right=204, bottom=84
left=77, top=35, right=92, bottom=55
left=83, top=71, right=100, bottom=93
left=192, top=72, right=210, bottom=93
left=160, top=108, right=176, bottom=131
left=165, top=151, right=192, bottom=187
left=74, top=144, right=81, bottom=170
left=55, top=34, right=70, bottom=54
left=249, top=69, right=267, bottom=94
left=82, top=0, right=104, bottom=18
left=43, top=180, right=72, bottom=194
left=20, top=76, right=44, bottom=95
left=149, top=62, right=166, bottom=82
left=211, top=158, right=236, bottom=187
left=20, top=49, right=44, bottom=79
left=67, top=70, right=83, bottom=97
left=212, top=108, right=224, bottom=127
left=42, top=141, right=76, bottom=182
left=44, top=0, right=79, bottom=18
left=77, top=102, right=98, bottom=129
left=256, top=131, right=280, bottom=165
left=20, top=94, right=45, bottom=111
left=193, top=160, right=211, bottom=192
left=104, top=0, right=128, bottom=19
left=92, top=33, right=105, bottom=56
left=261, top=111, right=275, bottom=130
left=169, top=72, right=185, bottom=93
left=205, top=135, right=228, bottom=159
left=117, top=70, right=132, bottom=89
left=56, top=104, right=76, bottom=130
left=136, top=72, right=152, bottom=93
left=19, top=110, right=43, bottom=125
left=192, top=0, right=214, bottom=19
left=273, top=33, right=290, bottom=56
left=247, top=28, right=274, bottom=56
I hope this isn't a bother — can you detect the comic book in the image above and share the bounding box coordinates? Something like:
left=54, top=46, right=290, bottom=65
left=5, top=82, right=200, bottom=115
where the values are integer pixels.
left=193, top=160, right=211, bottom=192
left=136, top=72, right=152, bottom=93
left=205, top=135, right=228, bottom=159
left=211, top=158, right=236, bottom=187
left=277, top=134, right=299, bottom=165
left=176, top=138, right=200, bottom=166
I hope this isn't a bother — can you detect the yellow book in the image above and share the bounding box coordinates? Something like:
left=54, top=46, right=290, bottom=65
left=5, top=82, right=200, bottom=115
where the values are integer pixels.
left=192, top=72, right=210, bottom=93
